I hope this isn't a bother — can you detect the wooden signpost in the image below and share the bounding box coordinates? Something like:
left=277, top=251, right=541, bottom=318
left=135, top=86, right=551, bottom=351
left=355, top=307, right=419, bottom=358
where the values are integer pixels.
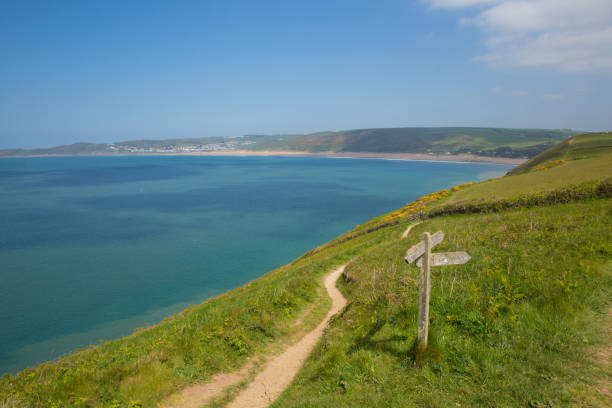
left=404, top=231, right=471, bottom=352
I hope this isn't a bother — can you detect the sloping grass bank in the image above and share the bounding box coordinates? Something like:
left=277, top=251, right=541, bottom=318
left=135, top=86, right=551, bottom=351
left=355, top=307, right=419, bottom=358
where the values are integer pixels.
left=428, top=178, right=611, bottom=218
left=274, top=199, right=612, bottom=407
left=0, top=224, right=393, bottom=408
left=436, top=132, right=612, bottom=207
left=509, top=132, right=612, bottom=175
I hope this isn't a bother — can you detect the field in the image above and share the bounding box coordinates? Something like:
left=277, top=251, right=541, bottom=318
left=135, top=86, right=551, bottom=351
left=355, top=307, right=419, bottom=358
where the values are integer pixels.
left=1, top=132, right=610, bottom=407
left=274, top=199, right=612, bottom=407
left=247, top=127, right=578, bottom=158
left=435, top=132, right=612, bottom=207
left=1, top=127, right=579, bottom=159
left=509, top=132, right=612, bottom=175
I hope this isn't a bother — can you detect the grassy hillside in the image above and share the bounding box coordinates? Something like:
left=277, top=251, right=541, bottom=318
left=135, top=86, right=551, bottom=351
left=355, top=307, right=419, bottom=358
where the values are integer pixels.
left=0, top=217, right=396, bottom=407
left=432, top=132, right=612, bottom=207
left=0, top=137, right=243, bottom=156
left=269, top=132, right=612, bottom=407
left=1, top=132, right=610, bottom=407
left=248, top=127, right=579, bottom=158
left=0, top=143, right=107, bottom=157
left=1, top=128, right=579, bottom=159
left=508, top=131, right=612, bottom=175
left=275, top=200, right=611, bottom=408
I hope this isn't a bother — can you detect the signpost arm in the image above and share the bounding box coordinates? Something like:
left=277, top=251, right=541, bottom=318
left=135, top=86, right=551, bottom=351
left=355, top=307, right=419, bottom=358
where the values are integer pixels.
left=405, top=230, right=469, bottom=353
left=417, top=232, right=431, bottom=352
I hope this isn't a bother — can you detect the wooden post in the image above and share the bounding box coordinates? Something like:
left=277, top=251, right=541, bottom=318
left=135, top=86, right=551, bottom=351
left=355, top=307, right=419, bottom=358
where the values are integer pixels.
left=417, top=232, right=432, bottom=352
left=405, top=230, right=470, bottom=353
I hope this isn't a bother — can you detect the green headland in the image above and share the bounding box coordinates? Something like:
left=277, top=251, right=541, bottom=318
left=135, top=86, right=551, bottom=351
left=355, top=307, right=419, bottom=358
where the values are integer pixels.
left=1, top=132, right=611, bottom=407
left=0, top=127, right=580, bottom=160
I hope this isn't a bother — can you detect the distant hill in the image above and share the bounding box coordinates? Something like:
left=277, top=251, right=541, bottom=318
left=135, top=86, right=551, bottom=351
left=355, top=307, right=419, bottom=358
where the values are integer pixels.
left=508, top=131, right=612, bottom=175
left=404, top=131, right=612, bottom=212
left=246, top=127, right=580, bottom=158
left=0, top=127, right=581, bottom=159
left=0, top=136, right=261, bottom=157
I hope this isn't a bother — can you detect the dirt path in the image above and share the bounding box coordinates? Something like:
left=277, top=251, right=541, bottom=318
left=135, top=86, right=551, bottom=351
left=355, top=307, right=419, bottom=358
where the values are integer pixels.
left=161, top=264, right=347, bottom=408
left=595, top=306, right=612, bottom=402
left=227, top=264, right=347, bottom=408
left=401, top=222, right=421, bottom=239
left=161, top=365, right=251, bottom=408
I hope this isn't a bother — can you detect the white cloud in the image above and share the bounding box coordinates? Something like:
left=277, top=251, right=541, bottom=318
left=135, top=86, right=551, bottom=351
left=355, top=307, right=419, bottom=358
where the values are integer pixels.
left=425, top=0, right=612, bottom=72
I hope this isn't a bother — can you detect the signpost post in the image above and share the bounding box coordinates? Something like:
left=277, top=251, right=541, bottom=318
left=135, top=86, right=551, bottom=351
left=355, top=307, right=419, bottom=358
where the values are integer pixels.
left=404, top=230, right=471, bottom=352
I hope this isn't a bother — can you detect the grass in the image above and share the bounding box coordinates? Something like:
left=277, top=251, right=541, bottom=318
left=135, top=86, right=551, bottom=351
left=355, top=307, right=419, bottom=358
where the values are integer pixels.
left=434, top=132, right=612, bottom=207
left=251, top=127, right=578, bottom=158
left=2, top=132, right=610, bottom=407
left=509, top=132, right=612, bottom=175
left=273, top=200, right=612, bottom=407
left=1, top=128, right=578, bottom=159
left=0, top=224, right=394, bottom=408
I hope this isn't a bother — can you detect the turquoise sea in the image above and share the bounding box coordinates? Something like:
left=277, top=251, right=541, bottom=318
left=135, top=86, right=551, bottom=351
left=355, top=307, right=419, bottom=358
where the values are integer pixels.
left=0, top=155, right=512, bottom=374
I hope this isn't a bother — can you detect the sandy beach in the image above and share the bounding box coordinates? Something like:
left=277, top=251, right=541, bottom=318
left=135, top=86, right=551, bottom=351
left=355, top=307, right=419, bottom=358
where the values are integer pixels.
left=171, top=150, right=526, bottom=164
left=1, top=150, right=526, bottom=164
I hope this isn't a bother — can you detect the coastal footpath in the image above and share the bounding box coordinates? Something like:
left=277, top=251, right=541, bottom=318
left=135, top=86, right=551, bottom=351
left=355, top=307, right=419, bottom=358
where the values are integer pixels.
left=1, top=132, right=611, bottom=407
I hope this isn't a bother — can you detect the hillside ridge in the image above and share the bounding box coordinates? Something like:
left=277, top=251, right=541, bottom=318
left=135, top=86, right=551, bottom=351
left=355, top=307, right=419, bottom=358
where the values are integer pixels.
left=0, top=127, right=580, bottom=159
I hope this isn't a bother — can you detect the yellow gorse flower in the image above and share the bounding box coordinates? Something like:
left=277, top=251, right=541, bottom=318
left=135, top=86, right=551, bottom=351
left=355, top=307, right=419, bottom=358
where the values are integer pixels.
left=533, top=159, right=565, bottom=172
left=381, top=187, right=453, bottom=221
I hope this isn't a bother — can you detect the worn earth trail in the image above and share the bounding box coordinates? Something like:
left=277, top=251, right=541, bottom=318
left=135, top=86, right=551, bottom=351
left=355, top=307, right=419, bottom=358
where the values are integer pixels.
left=401, top=222, right=421, bottom=239
left=595, top=306, right=612, bottom=403
left=227, top=264, right=347, bottom=408
left=162, top=264, right=348, bottom=408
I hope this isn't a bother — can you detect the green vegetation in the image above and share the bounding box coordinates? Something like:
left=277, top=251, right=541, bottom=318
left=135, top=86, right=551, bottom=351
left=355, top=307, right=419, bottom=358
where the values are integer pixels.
left=268, top=132, right=612, bottom=407
left=248, top=127, right=579, bottom=158
left=0, top=136, right=288, bottom=156
left=275, top=200, right=611, bottom=407
left=428, top=179, right=612, bottom=218
left=0, top=127, right=580, bottom=159
left=0, top=142, right=107, bottom=157
left=0, top=213, right=395, bottom=407
left=509, top=131, right=612, bottom=175
left=1, top=132, right=610, bottom=407
left=435, top=132, right=612, bottom=207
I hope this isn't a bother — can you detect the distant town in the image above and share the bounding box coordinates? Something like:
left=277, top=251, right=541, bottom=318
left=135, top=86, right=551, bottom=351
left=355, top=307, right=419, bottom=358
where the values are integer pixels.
left=106, top=139, right=254, bottom=154
left=0, top=127, right=579, bottom=159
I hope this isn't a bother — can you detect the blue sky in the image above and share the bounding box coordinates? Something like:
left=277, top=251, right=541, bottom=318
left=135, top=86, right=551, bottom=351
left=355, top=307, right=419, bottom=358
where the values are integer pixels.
left=1, top=0, right=611, bottom=148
